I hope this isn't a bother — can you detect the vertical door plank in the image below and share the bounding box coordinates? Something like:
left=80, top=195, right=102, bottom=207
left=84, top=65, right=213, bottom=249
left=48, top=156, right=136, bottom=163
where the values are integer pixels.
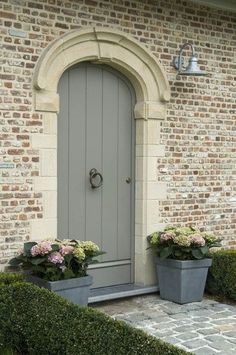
left=58, top=72, right=69, bottom=238
left=68, top=65, right=87, bottom=239
left=85, top=65, right=103, bottom=246
left=102, top=69, right=119, bottom=261
left=117, top=79, right=132, bottom=260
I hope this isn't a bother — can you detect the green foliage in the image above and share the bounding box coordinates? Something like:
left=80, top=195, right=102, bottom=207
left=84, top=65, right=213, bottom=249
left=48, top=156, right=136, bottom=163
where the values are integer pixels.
left=9, top=239, right=105, bottom=282
left=1, top=347, right=15, bottom=355
left=0, top=282, right=190, bottom=355
left=147, top=226, right=221, bottom=260
left=206, top=249, right=236, bottom=300
left=0, top=273, right=24, bottom=354
left=0, top=272, right=24, bottom=285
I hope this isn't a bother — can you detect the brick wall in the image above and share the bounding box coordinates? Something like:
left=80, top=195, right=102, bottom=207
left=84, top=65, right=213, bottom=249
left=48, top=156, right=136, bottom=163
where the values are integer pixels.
left=0, top=0, right=236, bottom=267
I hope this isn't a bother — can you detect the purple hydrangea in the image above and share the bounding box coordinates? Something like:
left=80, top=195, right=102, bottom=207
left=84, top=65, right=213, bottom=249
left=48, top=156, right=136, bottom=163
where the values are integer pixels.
left=60, top=245, right=74, bottom=256
left=48, top=252, right=64, bottom=264
left=160, top=232, right=175, bottom=241
left=31, top=241, right=52, bottom=256
left=190, top=234, right=205, bottom=247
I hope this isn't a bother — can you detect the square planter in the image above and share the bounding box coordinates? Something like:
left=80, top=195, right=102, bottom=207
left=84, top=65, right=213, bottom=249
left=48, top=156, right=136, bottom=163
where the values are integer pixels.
left=25, top=274, right=93, bottom=306
left=156, top=257, right=212, bottom=304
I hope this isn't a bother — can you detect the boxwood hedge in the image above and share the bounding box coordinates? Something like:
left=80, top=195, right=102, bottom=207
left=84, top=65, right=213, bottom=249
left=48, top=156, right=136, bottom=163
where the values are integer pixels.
left=206, top=249, right=236, bottom=301
left=0, top=272, right=24, bottom=285
left=0, top=281, right=189, bottom=355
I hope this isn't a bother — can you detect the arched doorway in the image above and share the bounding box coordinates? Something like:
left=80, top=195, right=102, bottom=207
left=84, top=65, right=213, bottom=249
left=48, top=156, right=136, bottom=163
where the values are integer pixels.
left=58, top=62, right=135, bottom=288
left=32, top=27, right=170, bottom=292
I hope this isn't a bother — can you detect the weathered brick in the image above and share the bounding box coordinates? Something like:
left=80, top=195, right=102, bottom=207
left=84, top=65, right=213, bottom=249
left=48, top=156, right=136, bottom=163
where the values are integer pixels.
left=0, top=11, right=16, bottom=20
left=0, top=0, right=235, bottom=268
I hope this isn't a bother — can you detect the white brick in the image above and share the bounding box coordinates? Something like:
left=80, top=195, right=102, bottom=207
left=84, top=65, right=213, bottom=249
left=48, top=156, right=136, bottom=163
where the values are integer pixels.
left=34, top=177, right=57, bottom=191
left=147, top=182, right=167, bottom=200
left=31, top=134, right=57, bottom=149
left=147, top=120, right=161, bottom=144
left=40, top=149, right=57, bottom=176
left=43, top=191, right=57, bottom=218
left=147, top=145, right=165, bottom=157
left=31, top=218, right=57, bottom=240
left=43, top=113, right=57, bottom=134
left=147, top=200, right=159, bottom=225
left=147, top=157, right=157, bottom=181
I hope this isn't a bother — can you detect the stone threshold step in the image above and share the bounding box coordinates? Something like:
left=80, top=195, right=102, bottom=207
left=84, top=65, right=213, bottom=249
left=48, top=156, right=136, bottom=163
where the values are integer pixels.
left=88, top=284, right=159, bottom=303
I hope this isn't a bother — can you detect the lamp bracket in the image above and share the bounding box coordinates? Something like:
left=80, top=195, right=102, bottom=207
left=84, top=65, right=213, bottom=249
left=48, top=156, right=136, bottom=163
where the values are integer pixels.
left=173, top=56, right=184, bottom=70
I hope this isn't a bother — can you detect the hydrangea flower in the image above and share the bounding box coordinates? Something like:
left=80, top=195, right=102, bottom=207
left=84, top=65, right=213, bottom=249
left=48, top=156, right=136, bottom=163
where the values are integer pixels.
left=60, top=245, right=74, bottom=256
left=60, top=239, right=77, bottom=246
left=190, top=234, right=205, bottom=247
left=160, top=232, right=175, bottom=242
left=73, top=247, right=86, bottom=261
left=148, top=226, right=221, bottom=260
left=48, top=252, right=64, bottom=264
left=147, top=226, right=221, bottom=260
left=10, top=238, right=102, bottom=281
left=203, top=233, right=216, bottom=243
left=149, top=232, right=160, bottom=245
left=79, top=241, right=99, bottom=253
left=175, top=227, right=194, bottom=236
left=17, top=248, right=24, bottom=255
left=174, top=235, right=191, bottom=247
left=31, top=241, right=52, bottom=256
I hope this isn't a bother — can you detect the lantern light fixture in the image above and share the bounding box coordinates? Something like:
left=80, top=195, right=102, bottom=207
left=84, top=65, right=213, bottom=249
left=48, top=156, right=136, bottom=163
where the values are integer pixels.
left=173, top=42, right=207, bottom=76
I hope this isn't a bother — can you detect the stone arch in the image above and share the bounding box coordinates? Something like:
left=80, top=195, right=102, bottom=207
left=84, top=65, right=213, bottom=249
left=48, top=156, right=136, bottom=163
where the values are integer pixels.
left=32, top=27, right=170, bottom=287
left=33, top=27, right=170, bottom=119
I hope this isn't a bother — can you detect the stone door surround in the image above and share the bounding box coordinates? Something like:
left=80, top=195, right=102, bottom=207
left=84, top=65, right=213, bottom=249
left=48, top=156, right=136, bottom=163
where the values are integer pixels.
left=32, top=27, right=170, bottom=286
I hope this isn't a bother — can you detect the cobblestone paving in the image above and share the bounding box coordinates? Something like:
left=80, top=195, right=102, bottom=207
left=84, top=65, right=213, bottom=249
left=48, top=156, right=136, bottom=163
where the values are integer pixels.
left=94, top=295, right=236, bottom=354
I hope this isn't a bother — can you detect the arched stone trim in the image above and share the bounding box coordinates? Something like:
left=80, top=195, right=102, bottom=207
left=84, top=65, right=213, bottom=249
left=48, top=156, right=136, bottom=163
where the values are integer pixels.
left=33, top=27, right=170, bottom=119
left=32, top=27, right=170, bottom=287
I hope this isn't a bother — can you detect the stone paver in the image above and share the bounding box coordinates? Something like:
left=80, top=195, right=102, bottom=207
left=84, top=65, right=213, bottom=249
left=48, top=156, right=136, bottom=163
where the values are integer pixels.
left=94, top=295, right=236, bottom=354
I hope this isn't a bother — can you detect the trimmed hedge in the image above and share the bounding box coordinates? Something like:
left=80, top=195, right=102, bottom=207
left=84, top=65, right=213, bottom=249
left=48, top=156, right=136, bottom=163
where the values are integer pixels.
left=0, top=282, right=190, bottom=355
left=0, top=272, right=24, bottom=285
left=206, top=249, right=236, bottom=301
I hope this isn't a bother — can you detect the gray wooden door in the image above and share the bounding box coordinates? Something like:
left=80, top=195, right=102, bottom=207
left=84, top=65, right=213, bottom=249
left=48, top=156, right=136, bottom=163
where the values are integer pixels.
left=58, top=63, right=135, bottom=288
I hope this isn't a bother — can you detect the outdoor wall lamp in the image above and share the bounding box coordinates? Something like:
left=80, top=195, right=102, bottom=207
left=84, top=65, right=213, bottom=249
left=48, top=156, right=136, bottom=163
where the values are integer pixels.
left=173, top=42, right=207, bottom=76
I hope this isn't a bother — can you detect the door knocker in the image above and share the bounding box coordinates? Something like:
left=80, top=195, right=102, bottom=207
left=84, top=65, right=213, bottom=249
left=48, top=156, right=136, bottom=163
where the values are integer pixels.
left=89, top=168, right=103, bottom=189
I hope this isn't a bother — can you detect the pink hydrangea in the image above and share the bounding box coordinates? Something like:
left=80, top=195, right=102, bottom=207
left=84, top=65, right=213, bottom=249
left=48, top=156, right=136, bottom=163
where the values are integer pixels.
left=160, top=232, right=175, bottom=241
left=17, top=248, right=24, bottom=255
left=60, top=245, right=74, bottom=256
left=190, top=234, right=205, bottom=247
left=31, top=241, right=52, bottom=256
left=48, top=252, right=64, bottom=264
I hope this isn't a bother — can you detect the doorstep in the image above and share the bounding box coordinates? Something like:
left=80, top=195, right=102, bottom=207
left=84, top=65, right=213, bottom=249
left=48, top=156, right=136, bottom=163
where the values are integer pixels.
left=88, top=284, right=159, bottom=303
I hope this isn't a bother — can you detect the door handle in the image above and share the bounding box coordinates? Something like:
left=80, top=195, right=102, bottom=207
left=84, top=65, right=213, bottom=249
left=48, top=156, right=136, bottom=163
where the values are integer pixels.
left=89, top=168, right=103, bottom=189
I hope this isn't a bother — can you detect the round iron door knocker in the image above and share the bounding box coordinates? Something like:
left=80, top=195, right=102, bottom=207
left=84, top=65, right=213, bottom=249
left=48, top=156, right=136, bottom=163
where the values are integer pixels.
left=89, top=168, right=103, bottom=189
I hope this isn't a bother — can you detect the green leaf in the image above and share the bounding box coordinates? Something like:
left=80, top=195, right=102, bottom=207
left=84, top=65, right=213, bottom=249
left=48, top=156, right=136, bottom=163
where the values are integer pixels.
left=200, top=245, right=209, bottom=255
left=44, top=267, right=61, bottom=281
left=9, top=257, right=21, bottom=266
left=51, top=244, right=60, bottom=252
left=191, top=249, right=204, bottom=259
left=63, top=269, right=75, bottom=279
left=30, top=257, right=46, bottom=265
left=94, top=251, right=106, bottom=256
left=31, top=265, right=46, bottom=273
left=64, top=254, right=73, bottom=264
left=24, top=242, right=37, bottom=254
left=174, top=250, right=182, bottom=257
left=160, top=247, right=172, bottom=259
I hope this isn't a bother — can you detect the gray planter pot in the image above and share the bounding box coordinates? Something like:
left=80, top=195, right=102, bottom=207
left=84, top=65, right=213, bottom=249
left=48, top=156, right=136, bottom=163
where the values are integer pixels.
left=26, top=274, right=93, bottom=306
left=156, top=258, right=212, bottom=304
